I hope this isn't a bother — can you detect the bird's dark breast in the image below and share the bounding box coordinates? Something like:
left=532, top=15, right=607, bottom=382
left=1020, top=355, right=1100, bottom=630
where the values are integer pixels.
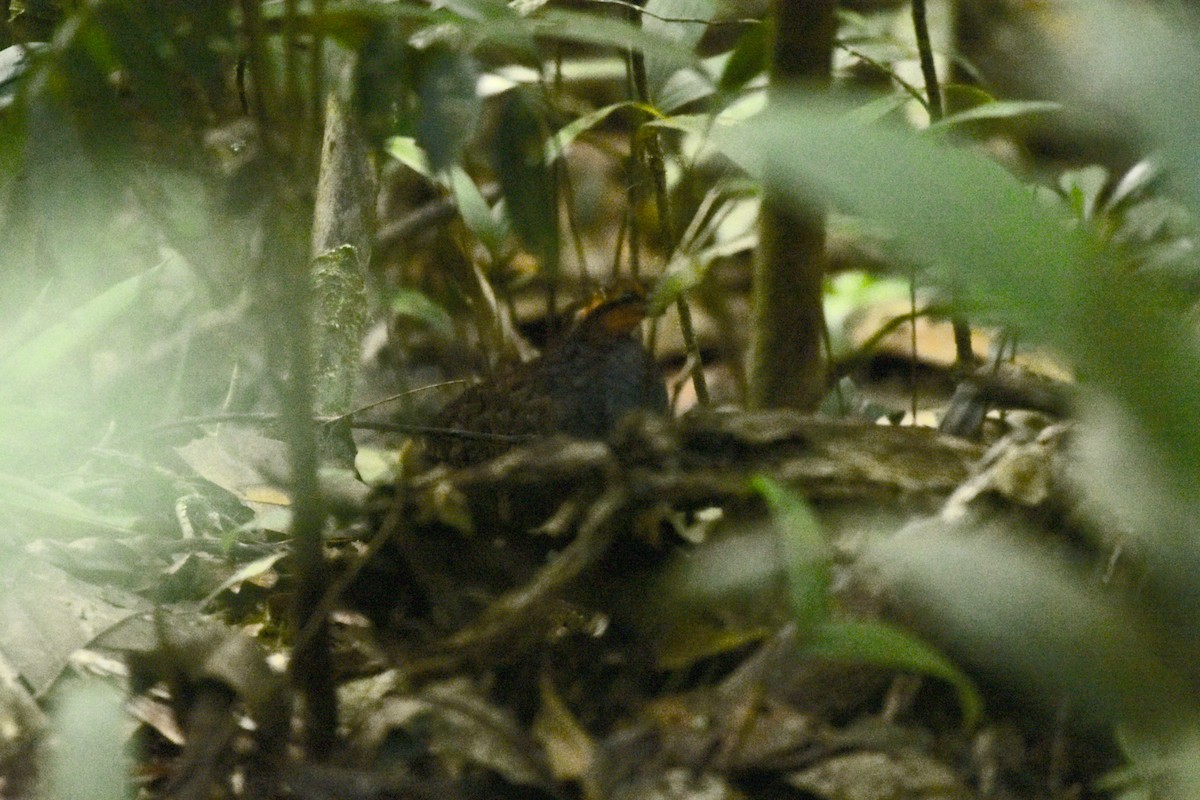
left=426, top=332, right=667, bottom=466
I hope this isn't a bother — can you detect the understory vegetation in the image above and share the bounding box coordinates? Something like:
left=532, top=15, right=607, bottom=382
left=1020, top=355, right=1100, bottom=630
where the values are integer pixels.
left=2, top=1, right=1200, bottom=799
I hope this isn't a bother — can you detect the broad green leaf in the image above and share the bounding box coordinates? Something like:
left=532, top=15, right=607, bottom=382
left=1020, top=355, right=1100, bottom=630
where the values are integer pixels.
left=870, top=526, right=1200, bottom=733
left=715, top=97, right=1092, bottom=344
left=807, top=620, right=983, bottom=729
left=718, top=20, right=768, bottom=93
left=530, top=8, right=698, bottom=72
left=642, top=0, right=718, bottom=97
left=654, top=66, right=716, bottom=114
left=751, top=475, right=830, bottom=633
left=1052, top=2, right=1200, bottom=209
left=718, top=96, right=1200, bottom=536
left=490, top=87, right=558, bottom=273
left=417, top=48, right=481, bottom=174
left=0, top=266, right=158, bottom=402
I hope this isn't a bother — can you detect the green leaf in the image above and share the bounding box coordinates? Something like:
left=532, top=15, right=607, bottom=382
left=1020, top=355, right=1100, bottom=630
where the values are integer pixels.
left=0, top=472, right=134, bottom=535
left=490, top=87, right=558, bottom=273
left=0, top=267, right=158, bottom=403
left=416, top=48, right=482, bottom=174
left=1058, top=165, right=1109, bottom=223
left=392, top=287, right=454, bottom=337
left=870, top=527, right=1199, bottom=734
left=448, top=167, right=508, bottom=259
left=545, top=101, right=653, bottom=164
left=384, top=136, right=433, bottom=180
left=923, top=99, right=1063, bottom=135
left=751, top=475, right=830, bottom=633
left=715, top=96, right=1093, bottom=342
left=719, top=94, right=1200, bottom=535
left=529, top=8, right=698, bottom=72
left=807, top=620, right=984, bottom=729
left=46, top=683, right=131, bottom=800
left=717, top=20, right=768, bottom=93
left=642, top=0, right=717, bottom=97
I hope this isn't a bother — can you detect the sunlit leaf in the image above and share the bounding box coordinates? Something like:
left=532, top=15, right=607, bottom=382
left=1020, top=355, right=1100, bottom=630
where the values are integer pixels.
left=545, top=101, right=652, bottom=164
left=384, top=135, right=433, bottom=179
left=447, top=167, right=508, bottom=259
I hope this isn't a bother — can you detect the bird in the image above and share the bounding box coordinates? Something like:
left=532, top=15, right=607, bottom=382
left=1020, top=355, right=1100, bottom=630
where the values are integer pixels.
left=425, top=284, right=668, bottom=466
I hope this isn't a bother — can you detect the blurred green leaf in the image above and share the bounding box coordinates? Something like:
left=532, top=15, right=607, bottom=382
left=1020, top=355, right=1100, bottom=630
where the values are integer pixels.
left=46, top=681, right=131, bottom=800
left=490, top=87, right=558, bottom=273
left=448, top=166, right=508, bottom=260
left=384, top=135, right=433, bottom=179
left=719, top=91, right=1200, bottom=560
left=0, top=472, right=135, bottom=534
left=545, top=101, right=651, bottom=164
left=751, top=475, right=830, bottom=633
left=0, top=266, right=157, bottom=403
left=807, top=620, right=983, bottom=729
left=531, top=7, right=698, bottom=73
left=1059, top=164, right=1109, bottom=223
left=1053, top=2, right=1200, bottom=209
left=717, top=20, right=768, bottom=94
left=870, top=525, right=1200, bottom=733
left=392, top=286, right=454, bottom=337
left=417, top=48, right=481, bottom=174
left=923, top=99, right=1063, bottom=135
left=716, top=97, right=1093, bottom=331
left=642, top=0, right=717, bottom=98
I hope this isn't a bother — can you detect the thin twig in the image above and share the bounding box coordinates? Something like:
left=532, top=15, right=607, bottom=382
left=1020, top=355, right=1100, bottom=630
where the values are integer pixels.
left=910, top=0, right=974, bottom=373
left=836, top=43, right=929, bottom=110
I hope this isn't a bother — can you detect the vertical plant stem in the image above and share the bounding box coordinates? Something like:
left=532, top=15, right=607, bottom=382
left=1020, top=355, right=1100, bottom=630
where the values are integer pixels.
left=241, top=0, right=337, bottom=756
left=912, top=0, right=974, bottom=370
left=627, top=34, right=709, bottom=405
left=747, top=0, right=836, bottom=411
left=909, top=266, right=919, bottom=422
left=911, top=0, right=943, bottom=121
left=277, top=206, right=337, bottom=758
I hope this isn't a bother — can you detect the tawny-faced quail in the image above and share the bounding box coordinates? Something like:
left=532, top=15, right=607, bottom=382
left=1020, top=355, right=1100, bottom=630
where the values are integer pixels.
left=426, top=285, right=668, bottom=466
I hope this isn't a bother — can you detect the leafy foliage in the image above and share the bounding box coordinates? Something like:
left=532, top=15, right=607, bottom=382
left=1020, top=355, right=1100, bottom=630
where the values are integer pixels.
left=3, top=0, right=1200, bottom=797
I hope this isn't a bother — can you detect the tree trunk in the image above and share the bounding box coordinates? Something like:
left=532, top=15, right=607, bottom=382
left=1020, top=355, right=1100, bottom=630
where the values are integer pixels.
left=746, top=0, right=837, bottom=410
